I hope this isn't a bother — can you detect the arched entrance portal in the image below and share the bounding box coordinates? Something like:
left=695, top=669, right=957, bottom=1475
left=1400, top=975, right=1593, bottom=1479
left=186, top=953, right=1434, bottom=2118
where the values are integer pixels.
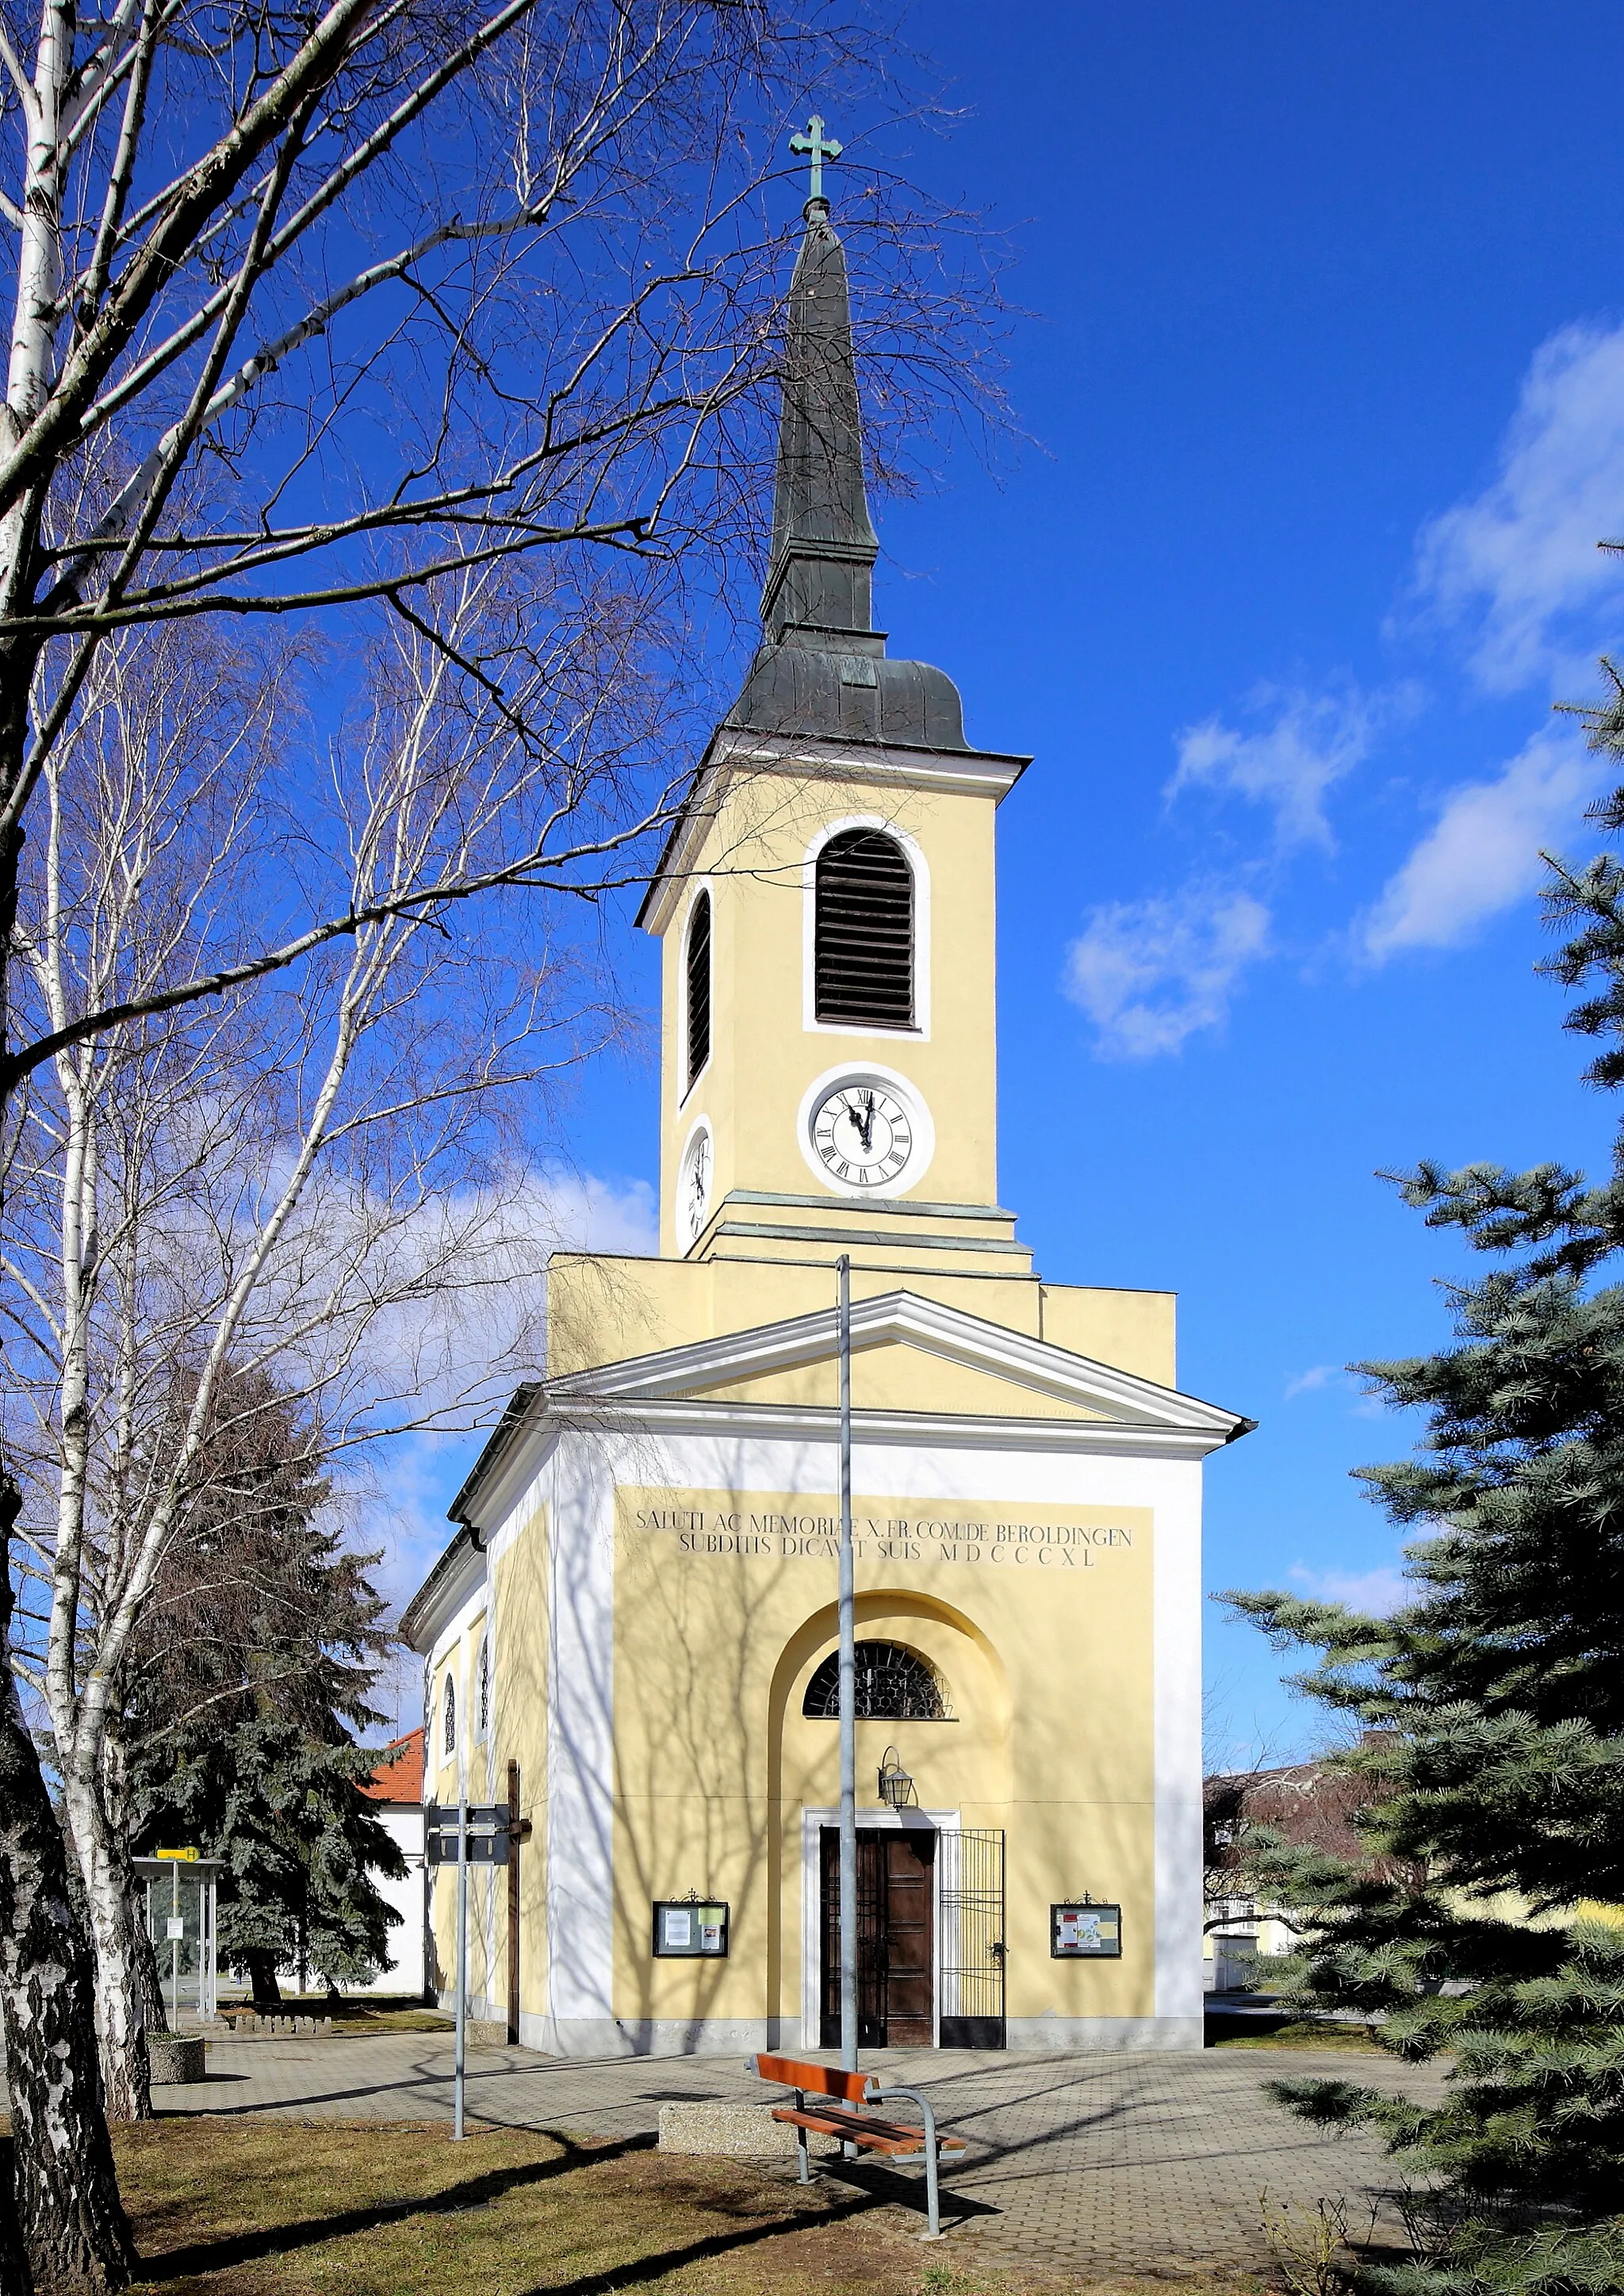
left=772, top=1598, right=1012, bottom=2049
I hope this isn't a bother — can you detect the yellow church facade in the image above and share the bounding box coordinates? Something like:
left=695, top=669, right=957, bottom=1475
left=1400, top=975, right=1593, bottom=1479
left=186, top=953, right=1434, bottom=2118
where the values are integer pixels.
left=401, top=185, right=1251, bottom=2056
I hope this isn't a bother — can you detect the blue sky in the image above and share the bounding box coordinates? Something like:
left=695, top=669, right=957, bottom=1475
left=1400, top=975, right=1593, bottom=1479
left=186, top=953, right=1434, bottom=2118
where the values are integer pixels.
left=377, top=2, right=1624, bottom=1759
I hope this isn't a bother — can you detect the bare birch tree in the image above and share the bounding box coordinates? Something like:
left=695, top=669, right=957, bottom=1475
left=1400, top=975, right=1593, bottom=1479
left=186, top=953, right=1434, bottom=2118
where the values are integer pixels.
left=2, top=588, right=638, bottom=2133
left=0, top=6, right=1001, bottom=2281
left=0, top=0, right=990, bottom=1106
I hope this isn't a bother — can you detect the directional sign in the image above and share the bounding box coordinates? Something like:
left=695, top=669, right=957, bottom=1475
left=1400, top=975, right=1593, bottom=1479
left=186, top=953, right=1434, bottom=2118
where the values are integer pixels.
left=428, top=1831, right=508, bottom=1866
left=426, top=1804, right=509, bottom=1830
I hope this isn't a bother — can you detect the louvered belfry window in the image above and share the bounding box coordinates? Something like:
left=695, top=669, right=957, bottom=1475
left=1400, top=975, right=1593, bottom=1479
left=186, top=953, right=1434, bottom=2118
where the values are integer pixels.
left=814, top=828, right=913, bottom=1027
left=685, top=890, right=711, bottom=1089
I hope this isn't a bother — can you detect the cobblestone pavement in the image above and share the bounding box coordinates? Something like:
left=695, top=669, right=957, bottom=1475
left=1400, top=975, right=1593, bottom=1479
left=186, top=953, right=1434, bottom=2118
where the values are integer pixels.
left=161, top=2034, right=1446, bottom=2276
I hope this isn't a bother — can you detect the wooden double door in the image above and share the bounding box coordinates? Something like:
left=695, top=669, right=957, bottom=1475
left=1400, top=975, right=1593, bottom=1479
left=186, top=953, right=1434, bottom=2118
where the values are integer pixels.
left=819, top=1826, right=934, bottom=2048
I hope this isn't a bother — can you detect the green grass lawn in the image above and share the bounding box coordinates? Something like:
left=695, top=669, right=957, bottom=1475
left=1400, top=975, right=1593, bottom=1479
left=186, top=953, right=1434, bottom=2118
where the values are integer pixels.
left=1205, top=2011, right=1387, bottom=2051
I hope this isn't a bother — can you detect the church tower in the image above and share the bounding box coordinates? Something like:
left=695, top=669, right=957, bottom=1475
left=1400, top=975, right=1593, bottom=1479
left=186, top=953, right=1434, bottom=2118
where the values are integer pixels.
left=638, top=187, right=1031, bottom=1280
left=402, top=158, right=1251, bottom=2067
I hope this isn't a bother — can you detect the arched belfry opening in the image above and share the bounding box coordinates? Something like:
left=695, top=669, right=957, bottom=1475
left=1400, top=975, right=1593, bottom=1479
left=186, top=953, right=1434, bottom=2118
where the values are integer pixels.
left=814, top=828, right=914, bottom=1028
left=684, top=890, right=711, bottom=1090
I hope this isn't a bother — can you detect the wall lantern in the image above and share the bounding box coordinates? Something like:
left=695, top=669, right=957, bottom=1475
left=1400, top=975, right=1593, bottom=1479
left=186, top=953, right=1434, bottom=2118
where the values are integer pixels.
left=877, top=1747, right=915, bottom=1808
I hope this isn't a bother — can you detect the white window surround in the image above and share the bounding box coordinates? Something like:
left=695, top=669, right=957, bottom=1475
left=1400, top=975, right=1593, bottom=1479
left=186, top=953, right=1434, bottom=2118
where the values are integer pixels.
left=798, top=1804, right=958, bottom=2046
left=802, top=815, right=930, bottom=1042
left=676, top=878, right=714, bottom=1110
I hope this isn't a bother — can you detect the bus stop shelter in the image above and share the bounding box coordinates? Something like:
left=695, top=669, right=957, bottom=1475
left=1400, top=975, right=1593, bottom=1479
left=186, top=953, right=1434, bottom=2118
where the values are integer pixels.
left=134, top=1854, right=222, bottom=2022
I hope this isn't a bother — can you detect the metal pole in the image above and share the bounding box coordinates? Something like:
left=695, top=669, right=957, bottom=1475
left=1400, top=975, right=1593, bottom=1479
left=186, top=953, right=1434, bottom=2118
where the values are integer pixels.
left=454, top=1797, right=469, bottom=2139
left=837, top=1253, right=858, bottom=2076
left=170, top=1859, right=179, bottom=2028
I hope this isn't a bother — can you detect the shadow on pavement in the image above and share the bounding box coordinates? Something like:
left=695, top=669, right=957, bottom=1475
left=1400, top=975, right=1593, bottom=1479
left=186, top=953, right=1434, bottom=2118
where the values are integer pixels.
left=803, top=2152, right=1001, bottom=2230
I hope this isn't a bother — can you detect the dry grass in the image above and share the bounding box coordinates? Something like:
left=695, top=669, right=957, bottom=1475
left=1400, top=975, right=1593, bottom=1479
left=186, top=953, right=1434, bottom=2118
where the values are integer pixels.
left=217, top=1997, right=454, bottom=2037
left=113, top=2118, right=1265, bottom=2296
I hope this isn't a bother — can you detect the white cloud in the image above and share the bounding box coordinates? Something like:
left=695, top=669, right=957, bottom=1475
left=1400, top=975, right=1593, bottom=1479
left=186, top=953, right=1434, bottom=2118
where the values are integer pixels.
left=1359, top=726, right=1599, bottom=960
left=1062, top=884, right=1270, bottom=1058
left=1171, top=685, right=1393, bottom=849
left=1284, top=1364, right=1341, bottom=1399
left=1415, top=320, right=1624, bottom=692
left=1288, top=1561, right=1411, bottom=1617
left=551, top=1169, right=659, bottom=1257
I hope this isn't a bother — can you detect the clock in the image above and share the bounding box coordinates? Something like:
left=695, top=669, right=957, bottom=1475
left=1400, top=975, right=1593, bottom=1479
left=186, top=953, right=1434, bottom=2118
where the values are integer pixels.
left=806, top=1074, right=925, bottom=1192
left=677, top=1122, right=711, bottom=1248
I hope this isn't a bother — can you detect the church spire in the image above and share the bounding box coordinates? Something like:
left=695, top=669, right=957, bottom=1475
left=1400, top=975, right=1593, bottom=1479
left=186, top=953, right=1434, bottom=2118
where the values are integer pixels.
left=722, top=122, right=980, bottom=753
left=759, top=130, right=878, bottom=644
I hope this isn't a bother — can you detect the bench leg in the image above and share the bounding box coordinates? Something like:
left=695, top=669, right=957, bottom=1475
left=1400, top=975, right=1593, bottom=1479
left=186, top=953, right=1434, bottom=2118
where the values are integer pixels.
left=795, top=2122, right=811, bottom=2186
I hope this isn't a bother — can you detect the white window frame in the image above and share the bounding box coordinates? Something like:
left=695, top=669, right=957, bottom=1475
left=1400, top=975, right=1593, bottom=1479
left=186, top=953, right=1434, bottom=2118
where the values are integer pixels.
left=677, top=878, right=714, bottom=1107
left=799, top=1804, right=958, bottom=2049
left=802, top=816, right=930, bottom=1041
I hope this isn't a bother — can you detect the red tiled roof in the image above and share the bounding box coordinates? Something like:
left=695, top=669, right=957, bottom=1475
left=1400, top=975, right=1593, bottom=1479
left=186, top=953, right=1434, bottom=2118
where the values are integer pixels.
left=360, top=1728, right=424, bottom=1804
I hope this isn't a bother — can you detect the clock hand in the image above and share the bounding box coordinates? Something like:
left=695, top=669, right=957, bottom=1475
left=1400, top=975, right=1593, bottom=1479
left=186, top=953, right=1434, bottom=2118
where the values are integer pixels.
left=858, top=1092, right=876, bottom=1152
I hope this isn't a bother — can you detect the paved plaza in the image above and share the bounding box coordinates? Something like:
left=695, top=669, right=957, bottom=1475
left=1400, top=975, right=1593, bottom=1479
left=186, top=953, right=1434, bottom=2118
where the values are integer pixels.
left=159, top=2033, right=1446, bottom=2276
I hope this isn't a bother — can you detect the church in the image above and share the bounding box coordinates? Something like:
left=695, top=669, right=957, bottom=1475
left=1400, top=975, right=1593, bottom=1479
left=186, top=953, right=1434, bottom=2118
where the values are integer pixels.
left=400, top=168, right=1252, bottom=2057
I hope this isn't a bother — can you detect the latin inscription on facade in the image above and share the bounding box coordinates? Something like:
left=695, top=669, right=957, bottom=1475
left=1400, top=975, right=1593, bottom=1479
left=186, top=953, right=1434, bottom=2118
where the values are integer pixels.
left=626, top=1499, right=1144, bottom=1571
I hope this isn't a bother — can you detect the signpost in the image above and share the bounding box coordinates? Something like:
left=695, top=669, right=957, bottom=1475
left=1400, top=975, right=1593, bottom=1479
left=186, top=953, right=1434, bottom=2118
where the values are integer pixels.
left=427, top=1803, right=519, bottom=2140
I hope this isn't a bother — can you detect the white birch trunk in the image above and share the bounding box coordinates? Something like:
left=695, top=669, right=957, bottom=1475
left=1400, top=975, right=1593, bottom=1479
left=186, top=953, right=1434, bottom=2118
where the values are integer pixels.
left=60, top=1774, right=149, bottom=2122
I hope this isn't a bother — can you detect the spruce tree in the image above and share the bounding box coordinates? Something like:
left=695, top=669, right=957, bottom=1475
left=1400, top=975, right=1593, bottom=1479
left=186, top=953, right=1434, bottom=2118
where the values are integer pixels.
left=1228, top=685, right=1624, bottom=2296
left=122, top=1370, right=404, bottom=2005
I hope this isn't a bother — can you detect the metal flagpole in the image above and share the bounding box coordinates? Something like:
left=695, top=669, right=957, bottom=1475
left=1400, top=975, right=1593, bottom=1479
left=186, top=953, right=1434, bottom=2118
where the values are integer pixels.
left=454, top=1794, right=469, bottom=2139
left=837, top=1253, right=858, bottom=2076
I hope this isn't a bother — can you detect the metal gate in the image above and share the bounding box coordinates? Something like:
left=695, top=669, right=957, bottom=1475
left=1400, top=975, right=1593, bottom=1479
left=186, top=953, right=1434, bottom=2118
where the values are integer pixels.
left=936, top=1827, right=1005, bottom=2048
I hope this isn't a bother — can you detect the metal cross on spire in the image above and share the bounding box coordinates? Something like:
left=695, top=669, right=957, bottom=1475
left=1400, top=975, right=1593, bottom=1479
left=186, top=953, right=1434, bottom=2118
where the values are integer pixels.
left=789, top=113, right=841, bottom=204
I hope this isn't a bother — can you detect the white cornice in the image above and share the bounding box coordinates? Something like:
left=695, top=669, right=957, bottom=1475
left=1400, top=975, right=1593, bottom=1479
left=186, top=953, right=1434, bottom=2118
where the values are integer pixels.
left=534, top=1395, right=1239, bottom=1460
left=637, top=736, right=1028, bottom=936
left=398, top=1525, right=488, bottom=1655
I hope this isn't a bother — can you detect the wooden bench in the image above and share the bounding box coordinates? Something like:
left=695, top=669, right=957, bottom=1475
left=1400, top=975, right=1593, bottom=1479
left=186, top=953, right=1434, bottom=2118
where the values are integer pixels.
left=749, top=2053, right=964, bottom=2238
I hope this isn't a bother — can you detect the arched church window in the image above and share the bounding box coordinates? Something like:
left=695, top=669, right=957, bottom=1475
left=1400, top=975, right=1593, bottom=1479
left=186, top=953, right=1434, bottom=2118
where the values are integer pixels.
left=802, top=1640, right=949, bottom=1721
left=685, top=890, right=711, bottom=1089
left=476, top=1638, right=490, bottom=1740
left=814, top=829, right=913, bottom=1028
left=442, top=1670, right=456, bottom=1756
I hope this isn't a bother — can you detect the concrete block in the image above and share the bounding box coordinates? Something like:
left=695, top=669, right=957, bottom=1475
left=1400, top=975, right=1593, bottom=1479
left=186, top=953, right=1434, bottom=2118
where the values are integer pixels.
left=657, top=2102, right=838, bottom=2158
left=466, top=2019, right=511, bottom=2047
left=147, top=2035, right=205, bottom=2084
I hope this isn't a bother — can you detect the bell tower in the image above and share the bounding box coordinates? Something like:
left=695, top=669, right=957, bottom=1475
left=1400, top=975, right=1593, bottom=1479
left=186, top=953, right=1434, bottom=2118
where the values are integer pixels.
left=637, top=179, right=1032, bottom=1283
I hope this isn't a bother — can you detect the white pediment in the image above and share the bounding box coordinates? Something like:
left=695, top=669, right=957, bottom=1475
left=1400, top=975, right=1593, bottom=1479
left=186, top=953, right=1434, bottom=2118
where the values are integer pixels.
left=546, top=1288, right=1250, bottom=1448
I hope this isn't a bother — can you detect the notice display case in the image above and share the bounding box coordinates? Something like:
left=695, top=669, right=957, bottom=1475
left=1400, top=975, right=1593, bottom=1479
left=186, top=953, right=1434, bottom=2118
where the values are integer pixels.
left=652, top=1899, right=730, bottom=1957
left=1051, top=1901, right=1122, bottom=1957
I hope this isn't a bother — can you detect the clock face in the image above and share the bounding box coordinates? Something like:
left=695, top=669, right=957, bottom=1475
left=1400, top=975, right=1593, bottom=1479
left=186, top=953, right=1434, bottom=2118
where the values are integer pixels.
left=810, top=1081, right=917, bottom=1190
left=679, top=1125, right=711, bottom=1247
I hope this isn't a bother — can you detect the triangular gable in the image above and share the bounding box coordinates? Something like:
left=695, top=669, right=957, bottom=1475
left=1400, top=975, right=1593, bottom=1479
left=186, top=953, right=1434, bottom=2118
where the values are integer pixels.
left=546, top=1288, right=1248, bottom=1441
